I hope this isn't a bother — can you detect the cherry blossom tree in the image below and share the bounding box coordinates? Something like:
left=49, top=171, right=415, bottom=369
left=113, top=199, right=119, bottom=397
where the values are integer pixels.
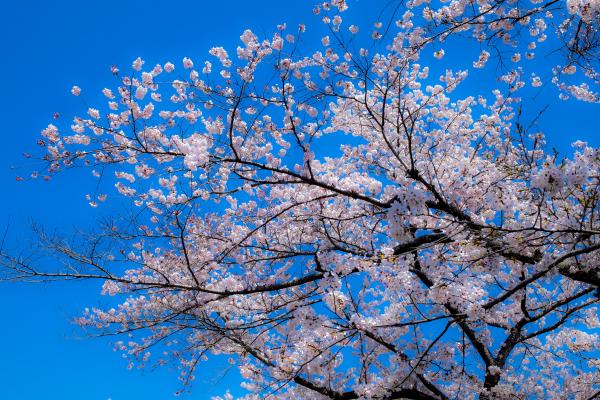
left=3, top=0, right=600, bottom=399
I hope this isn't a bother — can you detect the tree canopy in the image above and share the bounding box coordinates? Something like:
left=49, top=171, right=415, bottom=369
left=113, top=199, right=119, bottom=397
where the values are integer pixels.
left=3, top=0, right=600, bottom=398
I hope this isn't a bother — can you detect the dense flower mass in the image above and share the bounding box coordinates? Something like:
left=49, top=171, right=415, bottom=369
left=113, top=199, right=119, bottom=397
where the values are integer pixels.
left=3, top=0, right=600, bottom=399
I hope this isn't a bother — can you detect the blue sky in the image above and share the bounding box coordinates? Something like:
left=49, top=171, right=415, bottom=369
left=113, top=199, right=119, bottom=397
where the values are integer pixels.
left=0, top=2, right=312, bottom=399
left=0, top=1, right=598, bottom=399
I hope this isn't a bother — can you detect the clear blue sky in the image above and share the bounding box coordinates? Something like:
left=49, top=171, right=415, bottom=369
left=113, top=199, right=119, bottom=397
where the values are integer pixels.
left=0, top=1, right=597, bottom=399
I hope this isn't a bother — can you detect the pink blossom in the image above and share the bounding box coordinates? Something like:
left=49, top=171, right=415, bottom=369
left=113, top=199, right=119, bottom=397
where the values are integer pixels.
left=182, top=57, right=194, bottom=69
left=164, top=62, right=175, bottom=73
left=132, top=57, right=144, bottom=71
